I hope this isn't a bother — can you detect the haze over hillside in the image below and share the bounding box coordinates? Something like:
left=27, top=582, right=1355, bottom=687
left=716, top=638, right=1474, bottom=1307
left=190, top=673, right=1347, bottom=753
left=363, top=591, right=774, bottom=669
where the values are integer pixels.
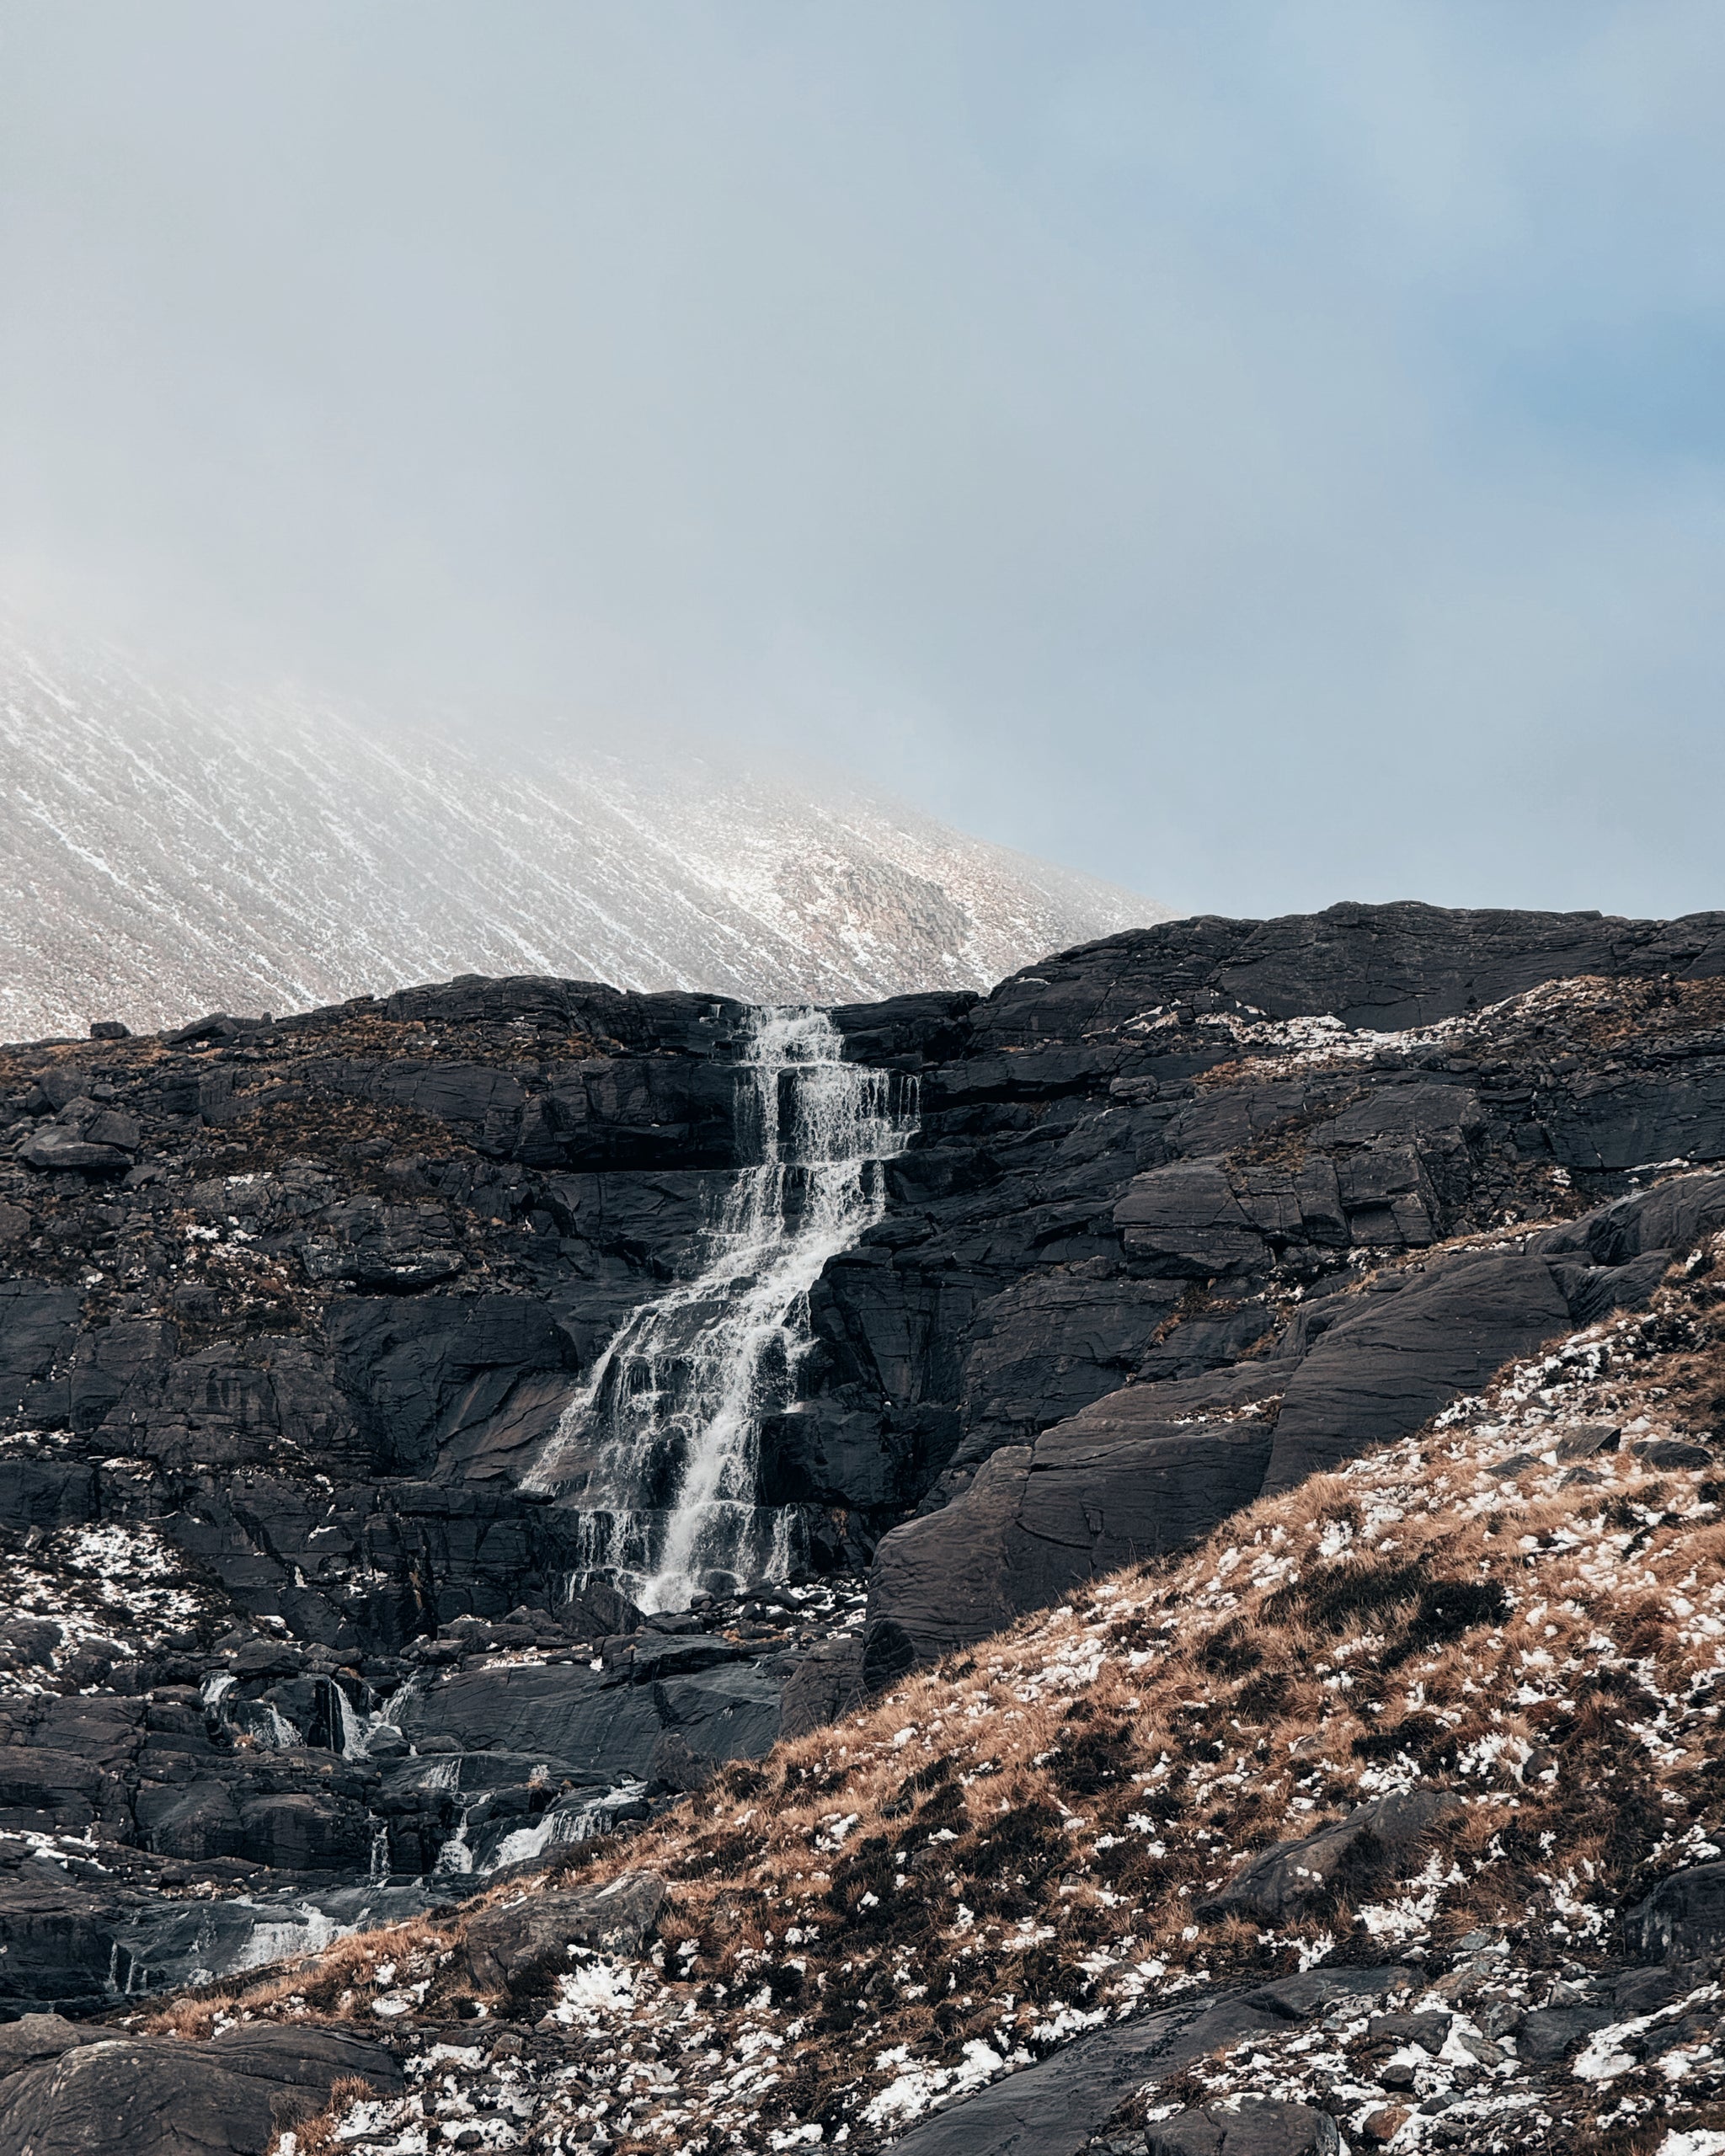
left=0, top=632, right=1165, bottom=1041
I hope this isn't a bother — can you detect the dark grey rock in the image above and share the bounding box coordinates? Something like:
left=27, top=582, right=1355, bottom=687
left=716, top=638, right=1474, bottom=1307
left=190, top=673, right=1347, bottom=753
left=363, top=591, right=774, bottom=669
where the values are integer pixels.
left=0, top=2014, right=89, bottom=2083
left=779, top=1633, right=866, bottom=1737
left=1199, top=1790, right=1465, bottom=1923
left=1555, top=1422, right=1619, bottom=1460
left=395, top=1656, right=780, bottom=1778
left=328, top=1293, right=579, bottom=1477
left=0, top=1872, right=123, bottom=2014
left=884, top=1967, right=1398, bottom=2156
left=17, top=1127, right=131, bottom=1172
left=237, top=1791, right=372, bottom=1873
left=1629, top=1860, right=1725, bottom=1962
left=1014, top=1409, right=1272, bottom=1596
left=1114, top=1161, right=1265, bottom=1277
left=1632, top=1438, right=1715, bottom=1470
left=1263, top=1253, right=1573, bottom=1492
left=0, top=2025, right=399, bottom=2156
left=564, top=1577, right=644, bottom=1637
left=136, top=1780, right=243, bottom=1861
left=1147, top=2103, right=1342, bottom=2156
left=0, top=1280, right=83, bottom=1401
left=1613, top=1963, right=1696, bottom=2016
left=460, top=1869, right=665, bottom=1992
left=1365, top=2010, right=1452, bottom=2055
left=1538, top=1169, right=1725, bottom=1265
left=1515, top=2004, right=1618, bottom=2063
left=864, top=1448, right=1033, bottom=1675
left=958, top=1273, right=1182, bottom=1450
left=978, top=903, right=1725, bottom=1041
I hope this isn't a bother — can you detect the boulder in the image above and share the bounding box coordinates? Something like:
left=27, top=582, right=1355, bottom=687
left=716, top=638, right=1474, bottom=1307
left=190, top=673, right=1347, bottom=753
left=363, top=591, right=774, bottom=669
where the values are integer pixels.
left=1515, top=2004, right=1619, bottom=2062
left=1148, top=2104, right=1342, bottom=2156
left=0, top=1619, right=63, bottom=1664
left=1629, top=1860, right=1725, bottom=1962
left=0, top=2025, right=398, bottom=2156
left=884, top=1967, right=1399, bottom=2156
left=563, top=1577, right=645, bottom=1638
left=1365, top=2010, right=1451, bottom=2055
left=0, top=2015, right=89, bottom=2083
left=460, top=1869, right=666, bottom=1993
left=394, top=1656, right=780, bottom=1779
left=17, top=1127, right=131, bottom=1172
left=779, top=1633, right=866, bottom=1738
left=863, top=1447, right=1032, bottom=1678
left=1540, top=1169, right=1725, bottom=1267
left=1011, top=1412, right=1274, bottom=1604
left=1199, top=1790, right=1465, bottom=1924
left=1633, top=1438, right=1715, bottom=1470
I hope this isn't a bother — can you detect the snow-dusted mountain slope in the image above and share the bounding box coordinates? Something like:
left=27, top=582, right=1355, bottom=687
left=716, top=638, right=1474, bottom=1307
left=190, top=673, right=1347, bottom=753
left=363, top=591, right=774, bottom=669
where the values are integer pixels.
left=0, top=633, right=1165, bottom=1040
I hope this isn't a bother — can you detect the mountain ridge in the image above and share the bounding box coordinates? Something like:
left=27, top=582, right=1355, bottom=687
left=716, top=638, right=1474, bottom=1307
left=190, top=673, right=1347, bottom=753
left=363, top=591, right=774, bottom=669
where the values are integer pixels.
left=0, top=629, right=1163, bottom=1042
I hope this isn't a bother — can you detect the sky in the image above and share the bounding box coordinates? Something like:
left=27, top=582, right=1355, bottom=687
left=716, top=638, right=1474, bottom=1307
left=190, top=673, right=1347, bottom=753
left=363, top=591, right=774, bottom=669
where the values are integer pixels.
left=1, top=1, right=1722, bottom=921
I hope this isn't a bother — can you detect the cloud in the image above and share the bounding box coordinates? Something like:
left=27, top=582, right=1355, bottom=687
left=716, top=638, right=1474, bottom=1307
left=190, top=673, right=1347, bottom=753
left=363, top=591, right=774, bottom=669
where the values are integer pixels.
left=0, top=0, right=1719, bottom=917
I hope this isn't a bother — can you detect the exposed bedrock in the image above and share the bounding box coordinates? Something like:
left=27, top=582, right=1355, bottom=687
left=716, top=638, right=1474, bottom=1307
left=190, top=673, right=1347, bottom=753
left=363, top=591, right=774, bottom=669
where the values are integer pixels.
left=3, top=901, right=1725, bottom=2013
left=884, top=1966, right=1404, bottom=2156
left=0, top=2023, right=400, bottom=2156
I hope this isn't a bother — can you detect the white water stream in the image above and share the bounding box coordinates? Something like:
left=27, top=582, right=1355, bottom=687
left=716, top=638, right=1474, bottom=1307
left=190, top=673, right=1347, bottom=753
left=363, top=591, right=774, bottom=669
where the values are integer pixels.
left=530, top=1007, right=916, bottom=1610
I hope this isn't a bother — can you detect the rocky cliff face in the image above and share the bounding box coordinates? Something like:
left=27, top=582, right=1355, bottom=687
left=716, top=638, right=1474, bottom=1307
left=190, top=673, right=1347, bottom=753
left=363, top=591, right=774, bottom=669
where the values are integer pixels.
left=2, top=900, right=1724, bottom=2091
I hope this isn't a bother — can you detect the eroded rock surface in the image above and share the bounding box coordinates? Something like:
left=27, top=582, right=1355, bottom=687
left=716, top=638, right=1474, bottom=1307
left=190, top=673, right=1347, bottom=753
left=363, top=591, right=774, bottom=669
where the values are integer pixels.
left=2, top=902, right=1723, bottom=2025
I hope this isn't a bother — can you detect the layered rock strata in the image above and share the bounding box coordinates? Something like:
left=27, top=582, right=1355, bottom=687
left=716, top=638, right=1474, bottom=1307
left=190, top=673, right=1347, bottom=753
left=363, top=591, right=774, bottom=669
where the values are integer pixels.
left=0, top=900, right=1722, bottom=2026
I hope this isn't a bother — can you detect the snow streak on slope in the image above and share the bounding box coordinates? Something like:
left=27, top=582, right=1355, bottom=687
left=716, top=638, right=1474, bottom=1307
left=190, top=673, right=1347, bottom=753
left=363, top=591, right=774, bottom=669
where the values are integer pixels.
left=0, top=632, right=1165, bottom=1040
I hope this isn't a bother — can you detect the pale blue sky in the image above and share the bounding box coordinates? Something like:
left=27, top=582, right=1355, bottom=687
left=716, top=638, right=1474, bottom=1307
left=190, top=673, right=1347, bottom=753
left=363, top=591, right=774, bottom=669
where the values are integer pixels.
left=2, top=3, right=1721, bottom=917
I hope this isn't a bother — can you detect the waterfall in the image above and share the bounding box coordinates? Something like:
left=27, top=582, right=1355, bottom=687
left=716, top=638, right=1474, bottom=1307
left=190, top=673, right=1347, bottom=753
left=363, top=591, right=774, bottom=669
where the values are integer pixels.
left=530, top=1006, right=916, bottom=1611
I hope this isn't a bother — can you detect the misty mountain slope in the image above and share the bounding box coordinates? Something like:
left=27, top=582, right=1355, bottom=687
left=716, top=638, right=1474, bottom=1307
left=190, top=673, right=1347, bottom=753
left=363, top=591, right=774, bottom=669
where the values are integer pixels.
left=0, top=634, right=1163, bottom=1039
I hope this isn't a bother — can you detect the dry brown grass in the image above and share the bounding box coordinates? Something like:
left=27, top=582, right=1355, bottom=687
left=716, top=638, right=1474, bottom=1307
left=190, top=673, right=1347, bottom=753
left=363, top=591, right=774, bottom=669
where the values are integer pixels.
left=265, top=2073, right=377, bottom=2156
left=148, top=1234, right=1725, bottom=2151
left=144, top=1916, right=457, bottom=2039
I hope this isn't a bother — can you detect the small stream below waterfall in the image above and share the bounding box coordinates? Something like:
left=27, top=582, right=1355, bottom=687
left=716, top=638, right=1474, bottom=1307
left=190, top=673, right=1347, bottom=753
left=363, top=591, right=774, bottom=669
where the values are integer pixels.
left=110, top=1745, right=654, bottom=1998
left=531, top=1006, right=917, bottom=1610
left=133, top=1675, right=654, bottom=1996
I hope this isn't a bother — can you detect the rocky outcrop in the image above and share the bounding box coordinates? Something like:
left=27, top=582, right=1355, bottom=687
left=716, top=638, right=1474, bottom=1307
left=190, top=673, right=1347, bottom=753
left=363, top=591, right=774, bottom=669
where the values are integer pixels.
left=1198, top=1790, right=1466, bottom=1924
left=861, top=1171, right=1725, bottom=1667
left=459, top=1870, right=665, bottom=1993
left=3, top=901, right=1724, bottom=2021
left=885, top=1968, right=1399, bottom=2156
left=0, top=2025, right=399, bottom=2156
left=1147, top=2106, right=1343, bottom=2156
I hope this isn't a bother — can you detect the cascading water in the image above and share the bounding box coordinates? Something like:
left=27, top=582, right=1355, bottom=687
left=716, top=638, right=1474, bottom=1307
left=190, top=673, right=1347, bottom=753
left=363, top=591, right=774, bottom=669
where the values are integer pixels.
left=529, top=1007, right=916, bottom=1611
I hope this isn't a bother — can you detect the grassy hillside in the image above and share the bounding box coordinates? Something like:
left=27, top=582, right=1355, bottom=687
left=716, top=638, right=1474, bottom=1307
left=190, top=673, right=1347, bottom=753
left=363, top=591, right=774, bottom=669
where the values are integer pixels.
left=151, top=1219, right=1725, bottom=2155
